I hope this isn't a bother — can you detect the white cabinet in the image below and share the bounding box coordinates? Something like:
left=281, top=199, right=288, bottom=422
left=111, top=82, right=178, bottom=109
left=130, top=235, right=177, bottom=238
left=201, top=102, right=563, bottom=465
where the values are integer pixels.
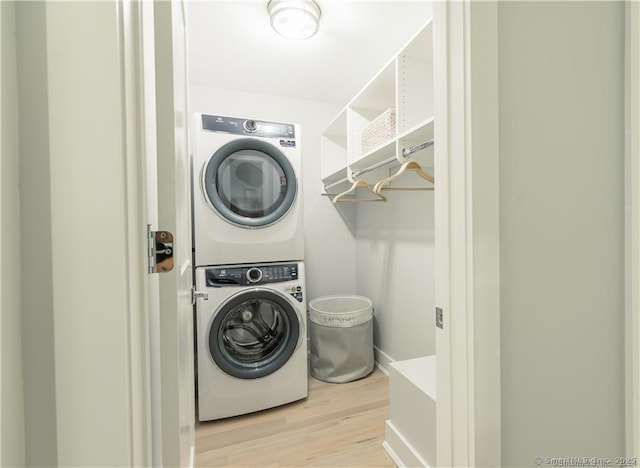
left=321, top=17, right=434, bottom=194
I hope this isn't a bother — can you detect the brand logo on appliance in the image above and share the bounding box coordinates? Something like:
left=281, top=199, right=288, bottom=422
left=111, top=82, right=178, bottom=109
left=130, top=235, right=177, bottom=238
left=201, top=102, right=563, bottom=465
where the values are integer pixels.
left=280, top=139, right=296, bottom=147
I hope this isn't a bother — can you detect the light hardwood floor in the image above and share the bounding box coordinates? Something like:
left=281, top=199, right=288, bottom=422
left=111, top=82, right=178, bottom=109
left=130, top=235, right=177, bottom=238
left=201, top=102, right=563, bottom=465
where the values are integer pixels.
left=195, top=368, right=395, bottom=467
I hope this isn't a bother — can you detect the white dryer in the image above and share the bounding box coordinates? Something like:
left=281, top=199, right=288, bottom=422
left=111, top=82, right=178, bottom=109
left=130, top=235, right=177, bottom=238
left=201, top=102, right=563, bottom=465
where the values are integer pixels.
left=191, top=113, right=304, bottom=267
left=195, top=261, right=308, bottom=421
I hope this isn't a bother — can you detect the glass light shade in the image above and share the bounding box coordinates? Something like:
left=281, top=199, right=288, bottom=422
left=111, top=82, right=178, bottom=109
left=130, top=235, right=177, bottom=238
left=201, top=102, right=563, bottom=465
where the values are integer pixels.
left=268, top=0, right=321, bottom=40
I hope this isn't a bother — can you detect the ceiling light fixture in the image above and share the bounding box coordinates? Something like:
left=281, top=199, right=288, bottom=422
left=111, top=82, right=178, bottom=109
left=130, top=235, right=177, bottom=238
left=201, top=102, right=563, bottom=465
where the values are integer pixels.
left=268, top=0, right=321, bottom=40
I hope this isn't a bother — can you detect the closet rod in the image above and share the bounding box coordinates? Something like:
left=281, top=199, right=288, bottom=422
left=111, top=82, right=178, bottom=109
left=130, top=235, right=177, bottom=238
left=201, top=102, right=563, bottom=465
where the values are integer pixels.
left=324, top=138, right=435, bottom=192
left=323, top=176, right=350, bottom=192
left=402, top=138, right=434, bottom=157
left=352, top=155, right=398, bottom=178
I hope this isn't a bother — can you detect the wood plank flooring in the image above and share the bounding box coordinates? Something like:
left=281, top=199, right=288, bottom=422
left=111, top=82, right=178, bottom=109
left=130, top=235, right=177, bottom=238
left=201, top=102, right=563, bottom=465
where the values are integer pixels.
left=195, top=368, right=395, bottom=467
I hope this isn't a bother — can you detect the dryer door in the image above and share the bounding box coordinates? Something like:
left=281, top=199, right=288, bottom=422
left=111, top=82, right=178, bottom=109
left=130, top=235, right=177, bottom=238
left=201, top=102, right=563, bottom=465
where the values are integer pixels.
left=208, top=288, right=301, bottom=379
left=202, top=138, right=297, bottom=228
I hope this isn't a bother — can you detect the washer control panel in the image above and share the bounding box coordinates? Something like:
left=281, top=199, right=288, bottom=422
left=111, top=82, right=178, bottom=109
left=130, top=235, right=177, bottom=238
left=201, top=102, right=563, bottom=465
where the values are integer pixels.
left=201, top=114, right=295, bottom=139
left=206, top=263, right=299, bottom=287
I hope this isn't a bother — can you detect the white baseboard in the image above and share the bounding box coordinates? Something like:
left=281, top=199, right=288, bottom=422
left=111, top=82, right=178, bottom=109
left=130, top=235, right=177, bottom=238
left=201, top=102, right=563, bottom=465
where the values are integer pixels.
left=375, top=361, right=389, bottom=377
left=374, top=346, right=393, bottom=375
left=383, top=420, right=430, bottom=468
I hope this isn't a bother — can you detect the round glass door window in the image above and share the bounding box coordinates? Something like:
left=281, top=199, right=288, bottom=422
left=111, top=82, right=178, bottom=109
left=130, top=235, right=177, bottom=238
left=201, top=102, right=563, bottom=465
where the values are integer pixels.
left=208, top=289, right=301, bottom=379
left=203, top=139, right=297, bottom=228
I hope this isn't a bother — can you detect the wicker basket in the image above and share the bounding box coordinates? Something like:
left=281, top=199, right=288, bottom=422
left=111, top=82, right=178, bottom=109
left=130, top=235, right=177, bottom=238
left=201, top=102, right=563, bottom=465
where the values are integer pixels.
left=361, top=108, right=396, bottom=155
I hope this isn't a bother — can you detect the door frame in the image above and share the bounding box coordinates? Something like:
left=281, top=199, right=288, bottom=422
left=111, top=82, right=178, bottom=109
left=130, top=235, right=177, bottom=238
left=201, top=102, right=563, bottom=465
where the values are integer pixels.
left=150, top=0, right=196, bottom=466
left=626, top=0, right=640, bottom=457
left=434, top=1, right=501, bottom=466
left=119, top=0, right=154, bottom=465
left=121, top=0, right=195, bottom=466
left=436, top=1, right=640, bottom=465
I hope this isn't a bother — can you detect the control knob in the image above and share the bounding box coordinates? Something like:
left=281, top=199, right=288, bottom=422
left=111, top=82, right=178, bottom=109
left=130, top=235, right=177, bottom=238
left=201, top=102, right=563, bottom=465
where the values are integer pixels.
left=243, top=120, right=258, bottom=133
left=246, top=267, right=263, bottom=283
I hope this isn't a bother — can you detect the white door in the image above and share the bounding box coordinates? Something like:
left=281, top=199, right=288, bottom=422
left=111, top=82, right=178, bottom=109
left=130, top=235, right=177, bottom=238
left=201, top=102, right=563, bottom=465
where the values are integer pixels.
left=141, top=1, right=195, bottom=466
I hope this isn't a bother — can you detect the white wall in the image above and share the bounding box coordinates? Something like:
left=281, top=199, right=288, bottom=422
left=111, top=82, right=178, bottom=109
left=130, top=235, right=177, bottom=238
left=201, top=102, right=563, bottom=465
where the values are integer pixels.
left=1, top=1, right=25, bottom=465
left=356, top=189, right=435, bottom=364
left=498, top=2, right=625, bottom=464
left=189, top=85, right=356, bottom=301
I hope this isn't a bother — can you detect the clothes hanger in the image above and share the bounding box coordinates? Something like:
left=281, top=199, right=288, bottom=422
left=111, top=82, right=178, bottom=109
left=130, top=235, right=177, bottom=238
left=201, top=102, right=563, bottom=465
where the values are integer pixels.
left=373, top=161, right=435, bottom=193
left=332, top=179, right=387, bottom=204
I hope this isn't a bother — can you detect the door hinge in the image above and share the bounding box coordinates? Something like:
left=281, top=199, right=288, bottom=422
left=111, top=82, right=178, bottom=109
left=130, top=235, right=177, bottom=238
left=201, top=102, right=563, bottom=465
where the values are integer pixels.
left=436, top=307, right=444, bottom=329
left=147, top=225, right=174, bottom=274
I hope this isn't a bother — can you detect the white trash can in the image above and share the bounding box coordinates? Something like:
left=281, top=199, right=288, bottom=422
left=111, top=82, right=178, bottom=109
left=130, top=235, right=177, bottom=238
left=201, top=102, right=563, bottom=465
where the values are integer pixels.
left=308, top=295, right=374, bottom=383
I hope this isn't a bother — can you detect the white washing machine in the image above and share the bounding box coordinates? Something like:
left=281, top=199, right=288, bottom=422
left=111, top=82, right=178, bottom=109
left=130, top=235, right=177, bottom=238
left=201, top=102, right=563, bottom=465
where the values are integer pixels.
left=191, top=113, right=304, bottom=267
left=195, top=261, right=308, bottom=421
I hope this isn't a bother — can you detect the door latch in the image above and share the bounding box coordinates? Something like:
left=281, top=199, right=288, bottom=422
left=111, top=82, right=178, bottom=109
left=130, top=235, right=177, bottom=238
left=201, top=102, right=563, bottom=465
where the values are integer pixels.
left=148, top=225, right=174, bottom=274
left=192, top=286, right=209, bottom=305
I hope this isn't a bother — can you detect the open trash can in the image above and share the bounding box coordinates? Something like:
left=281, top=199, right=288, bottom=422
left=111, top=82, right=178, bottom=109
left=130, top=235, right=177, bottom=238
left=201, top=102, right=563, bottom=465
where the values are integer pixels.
left=308, top=295, right=374, bottom=383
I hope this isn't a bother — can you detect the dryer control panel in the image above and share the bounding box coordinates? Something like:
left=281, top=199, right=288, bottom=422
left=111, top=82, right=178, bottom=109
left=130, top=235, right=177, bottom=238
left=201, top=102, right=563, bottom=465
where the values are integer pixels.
left=201, top=114, right=296, bottom=139
left=206, top=263, right=299, bottom=287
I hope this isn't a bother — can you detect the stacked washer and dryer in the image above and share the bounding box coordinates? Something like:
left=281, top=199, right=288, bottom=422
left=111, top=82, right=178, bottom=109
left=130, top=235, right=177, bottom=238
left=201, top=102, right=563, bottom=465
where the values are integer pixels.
left=191, top=114, right=308, bottom=421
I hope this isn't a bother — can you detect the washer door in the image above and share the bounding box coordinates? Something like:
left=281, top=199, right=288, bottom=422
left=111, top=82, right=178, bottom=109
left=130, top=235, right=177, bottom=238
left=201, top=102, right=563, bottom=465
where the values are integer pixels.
left=208, top=289, right=301, bottom=379
left=202, top=138, right=297, bottom=228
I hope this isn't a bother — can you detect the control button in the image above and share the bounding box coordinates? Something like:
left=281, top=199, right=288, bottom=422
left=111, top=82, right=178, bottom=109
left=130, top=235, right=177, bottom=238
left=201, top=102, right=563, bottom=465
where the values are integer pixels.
left=243, top=120, right=258, bottom=133
left=246, top=267, right=263, bottom=283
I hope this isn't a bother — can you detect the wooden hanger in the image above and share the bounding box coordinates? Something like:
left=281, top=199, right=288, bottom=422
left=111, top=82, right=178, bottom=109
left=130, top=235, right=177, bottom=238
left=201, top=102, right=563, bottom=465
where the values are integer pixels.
left=373, top=161, right=435, bottom=193
left=332, top=180, right=387, bottom=204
